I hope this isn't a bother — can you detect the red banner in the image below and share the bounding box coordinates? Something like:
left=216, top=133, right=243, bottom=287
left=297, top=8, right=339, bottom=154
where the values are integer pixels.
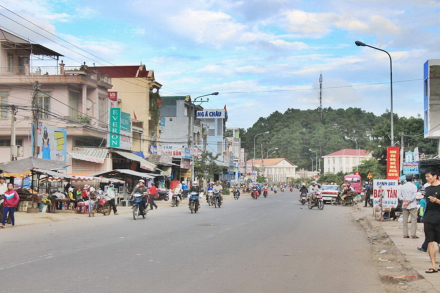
left=386, top=147, right=400, bottom=179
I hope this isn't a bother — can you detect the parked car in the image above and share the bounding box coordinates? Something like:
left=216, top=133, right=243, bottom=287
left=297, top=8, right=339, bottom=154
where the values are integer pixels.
left=320, top=185, right=340, bottom=203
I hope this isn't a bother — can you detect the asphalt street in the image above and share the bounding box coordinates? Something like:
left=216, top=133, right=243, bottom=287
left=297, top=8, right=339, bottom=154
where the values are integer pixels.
left=0, top=190, right=385, bottom=293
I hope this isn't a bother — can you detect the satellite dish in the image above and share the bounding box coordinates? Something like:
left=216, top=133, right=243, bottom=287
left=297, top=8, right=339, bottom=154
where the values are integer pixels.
left=86, top=99, right=93, bottom=110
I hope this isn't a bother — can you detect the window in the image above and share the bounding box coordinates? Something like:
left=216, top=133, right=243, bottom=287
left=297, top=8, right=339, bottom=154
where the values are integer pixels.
left=217, top=118, right=223, bottom=136
left=0, top=92, right=8, bottom=120
left=7, top=54, right=13, bottom=72
left=0, top=140, right=23, bottom=146
left=217, top=142, right=222, bottom=154
left=38, top=92, right=51, bottom=119
left=68, top=91, right=80, bottom=121
left=425, top=78, right=428, bottom=97
left=98, top=96, right=108, bottom=127
left=425, top=110, right=428, bottom=130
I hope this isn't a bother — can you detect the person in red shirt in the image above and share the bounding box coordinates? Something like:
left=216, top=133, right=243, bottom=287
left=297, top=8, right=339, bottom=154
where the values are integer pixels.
left=149, top=183, right=158, bottom=210
left=1, top=183, right=20, bottom=228
left=82, top=185, right=90, bottom=200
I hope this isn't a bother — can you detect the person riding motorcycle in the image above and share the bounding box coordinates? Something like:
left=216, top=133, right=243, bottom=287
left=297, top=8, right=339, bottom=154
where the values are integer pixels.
left=189, top=181, right=201, bottom=208
left=131, top=179, right=149, bottom=215
left=341, top=183, right=355, bottom=201
left=233, top=184, right=240, bottom=197
left=206, top=182, right=214, bottom=202
left=299, top=184, right=308, bottom=202
left=213, top=181, right=223, bottom=204
left=174, top=182, right=183, bottom=201
left=308, top=182, right=320, bottom=202
left=262, top=184, right=268, bottom=196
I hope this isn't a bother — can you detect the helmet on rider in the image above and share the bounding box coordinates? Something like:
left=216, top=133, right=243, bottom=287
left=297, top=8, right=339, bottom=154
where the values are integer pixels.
left=139, top=179, right=145, bottom=184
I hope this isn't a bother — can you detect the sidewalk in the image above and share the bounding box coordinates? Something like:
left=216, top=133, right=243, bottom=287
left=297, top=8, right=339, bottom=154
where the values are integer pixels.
left=355, top=205, right=440, bottom=292
left=7, top=194, right=238, bottom=227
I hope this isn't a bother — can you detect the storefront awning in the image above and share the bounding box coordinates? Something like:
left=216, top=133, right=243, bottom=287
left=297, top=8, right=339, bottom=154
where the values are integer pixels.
left=68, top=148, right=109, bottom=164
left=113, top=151, right=156, bottom=171
left=91, top=169, right=156, bottom=179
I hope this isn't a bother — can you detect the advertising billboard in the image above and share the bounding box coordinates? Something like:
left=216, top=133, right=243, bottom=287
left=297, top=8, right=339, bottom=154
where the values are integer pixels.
left=31, top=124, right=67, bottom=162
left=386, top=147, right=400, bottom=180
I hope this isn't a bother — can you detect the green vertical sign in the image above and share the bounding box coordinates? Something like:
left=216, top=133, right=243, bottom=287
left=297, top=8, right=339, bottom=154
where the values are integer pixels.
left=121, top=112, right=131, bottom=131
left=109, top=108, right=121, bottom=147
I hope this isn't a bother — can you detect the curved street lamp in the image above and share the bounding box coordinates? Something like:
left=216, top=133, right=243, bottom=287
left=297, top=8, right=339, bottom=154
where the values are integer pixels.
left=267, top=147, right=278, bottom=159
left=309, top=148, right=318, bottom=172
left=355, top=41, right=394, bottom=146
left=253, top=131, right=269, bottom=160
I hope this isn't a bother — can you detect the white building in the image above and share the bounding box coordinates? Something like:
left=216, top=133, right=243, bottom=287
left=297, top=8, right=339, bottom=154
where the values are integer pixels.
left=247, top=158, right=298, bottom=183
left=323, top=149, right=371, bottom=174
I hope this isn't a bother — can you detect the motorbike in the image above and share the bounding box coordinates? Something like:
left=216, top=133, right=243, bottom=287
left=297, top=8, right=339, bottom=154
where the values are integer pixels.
left=251, top=187, right=259, bottom=199
left=341, top=192, right=356, bottom=206
left=300, top=192, right=307, bottom=205
left=207, top=190, right=213, bottom=206
left=213, top=191, right=222, bottom=208
left=154, top=188, right=170, bottom=201
left=263, top=189, right=268, bottom=198
left=290, top=187, right=293, bottom=192
left=308, top=191, right=324, bottom=210
left=131, top=193, right=148, bottom=220
left=189, top=191, right=199, bottom=213
left=281, top=187, right=285, bottom=193
left=233, top=189, right=240, bottom=200
left=91, top=193, right=112, bottom=216
left=274, top=188, right=277, bottom=194
left=171, top=191, right=180, bottom=207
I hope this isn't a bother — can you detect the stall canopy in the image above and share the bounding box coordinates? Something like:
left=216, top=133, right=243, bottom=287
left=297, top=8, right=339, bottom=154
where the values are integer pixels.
left=113, top=151, right=157, bottom=171
left=68, top=148, right=109, bottom=164
left=0, top=157, right=69, bottom=174
left=34, top=169, right=125, bottom=183
left=92, top=169, right=156, bottom=179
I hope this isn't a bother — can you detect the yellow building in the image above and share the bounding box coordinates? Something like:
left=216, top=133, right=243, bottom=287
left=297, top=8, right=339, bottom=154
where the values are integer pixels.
left=92, top=65, right=162, bottom=156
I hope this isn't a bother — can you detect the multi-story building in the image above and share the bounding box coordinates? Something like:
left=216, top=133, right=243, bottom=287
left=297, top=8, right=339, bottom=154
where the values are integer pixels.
left=322, top=149, right=371, bottom=174
left=225, top=128, right=242, bottom=183
left=0, top=29, right=156, bottom=175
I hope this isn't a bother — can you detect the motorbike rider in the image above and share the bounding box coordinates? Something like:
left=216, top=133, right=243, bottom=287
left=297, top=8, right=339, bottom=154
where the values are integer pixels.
left=299, top=184, right=308, bottom=202
left=263, top=184, right=268, bottom=195
left=189, top=181, right=201, bottom=208
left=234, top=184, right=241, bottom=197
left=308, top=182, right=320, bottom=202
left=341, top=183, right=355, bottom=201
left=174, top=182, right=183, bottom=202
left=213, top=181, right=223, bottom=204
left=206, top=182, right=214, bottom=202
left=131, top=179, right=149, bottom=214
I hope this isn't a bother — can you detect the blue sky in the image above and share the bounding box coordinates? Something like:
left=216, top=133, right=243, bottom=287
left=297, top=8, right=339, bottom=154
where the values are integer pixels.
left=1, top=0, right=440, bottom=129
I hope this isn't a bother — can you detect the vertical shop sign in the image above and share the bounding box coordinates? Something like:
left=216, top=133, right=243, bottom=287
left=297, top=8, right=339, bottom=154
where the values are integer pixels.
left=109, top=108, right=121, bottom=147
left=386, top=147, right=400, bottom=180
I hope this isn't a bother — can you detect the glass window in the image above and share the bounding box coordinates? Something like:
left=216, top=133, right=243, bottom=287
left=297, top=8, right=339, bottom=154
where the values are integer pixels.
left=0, top=139, right=23, bottom=146
left=38, top=92, right=51, bottom=119
left=0, top=92, right=8, bottom=120
left=217, top=118, right=223, bottom=136
left=7, top=54, right=13, bottom=72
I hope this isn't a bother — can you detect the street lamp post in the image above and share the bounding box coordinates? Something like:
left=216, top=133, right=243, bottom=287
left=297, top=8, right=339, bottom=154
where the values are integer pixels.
left=309, top=149, right=318, bottom=172
left=253, top=131, right=269, bottom=160
left=189, top=92, right=219, bottom=184
left=267, top=147, right=278, bottom=159
left=355, top=41, right=394, bottom=146
left=355, top=139, right=359, bottom=171
left=310, top=157, right=314, bottom=172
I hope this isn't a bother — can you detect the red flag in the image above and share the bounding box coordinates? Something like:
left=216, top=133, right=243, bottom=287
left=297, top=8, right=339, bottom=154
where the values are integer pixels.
left=133, top=111, right=137, bottom=120
left=224, top=105, right=227, bottom=110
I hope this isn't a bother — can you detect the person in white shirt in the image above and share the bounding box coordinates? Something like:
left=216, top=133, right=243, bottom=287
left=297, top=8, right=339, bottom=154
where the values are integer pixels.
left=398, top=175, right=418, bottom=238
left=106, top=183, right=118, bottom=215
left=0, top=177, right=7, bottom=195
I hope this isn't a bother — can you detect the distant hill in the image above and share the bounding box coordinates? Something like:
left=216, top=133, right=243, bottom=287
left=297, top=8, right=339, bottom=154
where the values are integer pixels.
left=240, top=107, right=437, bottom=170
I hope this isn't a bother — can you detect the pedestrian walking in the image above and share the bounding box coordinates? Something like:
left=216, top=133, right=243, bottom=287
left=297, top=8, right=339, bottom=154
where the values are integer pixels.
left=0, top=176, right=7, bottom=195
left=106, top=183, right=118, bottom=215
left=421, top=168, right=440, bottom=273
left=398, top=175, right=418, bottom=239
left=1, top=183, right=20, bottom=228
left=149, top=183, right=158, bottom=210
left=182, top=181, right=188, bottom=198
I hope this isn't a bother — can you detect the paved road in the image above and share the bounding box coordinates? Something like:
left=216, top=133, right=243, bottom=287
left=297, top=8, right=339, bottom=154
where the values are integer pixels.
left=0, top=191, right=385, bottom=293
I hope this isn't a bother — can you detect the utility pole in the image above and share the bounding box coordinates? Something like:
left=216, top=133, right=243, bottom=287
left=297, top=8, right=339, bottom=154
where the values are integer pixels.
left=10, top=105, right=17, bottom=161
left=401, top=132, right=404, bottom=176
left=319, top=73, right=323, bottom=119
left=32, top=81, right=40, bottom=157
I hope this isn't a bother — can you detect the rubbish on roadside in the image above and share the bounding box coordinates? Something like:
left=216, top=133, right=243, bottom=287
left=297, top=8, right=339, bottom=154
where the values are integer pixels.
left=378, top=257, right=389, bottom=262
left=386, top=267, right=393, bottom=269
left=380, top=250, right=387, bottom=254
left=372, top=237, right=378, bottom=240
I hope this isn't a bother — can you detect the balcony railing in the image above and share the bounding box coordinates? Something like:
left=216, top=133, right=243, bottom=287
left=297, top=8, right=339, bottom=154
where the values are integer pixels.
left=0, top=66, right=111, bottom=84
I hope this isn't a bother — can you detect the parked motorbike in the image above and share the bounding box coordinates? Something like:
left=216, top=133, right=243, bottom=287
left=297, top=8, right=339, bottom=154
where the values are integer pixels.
left=251, top=187, right=259, bottom=199
left=263, top=189, right=268, bottom=198
left=92, top=193, right=112, bottom=216
left=189, top=191, right=199, bottom=213
left=171, top=191, right=180, bottom=207
left=153, top=188, right=170, bottom=201
left=213, top=191, right=222, bottom=208
left=131, top=193, right=148, bottom=220
left=300, top=192, right=307, bottom=205
left=233, top=189, right=240, bottom=200
left=308, top=191, right=324, bottom=210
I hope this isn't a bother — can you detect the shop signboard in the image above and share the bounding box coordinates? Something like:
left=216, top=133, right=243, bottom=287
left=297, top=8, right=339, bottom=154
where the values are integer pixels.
left=181, top=158, right=191, bottom=169
left=386, top=147, right=400, bottom=180
left=108, top=92, right=117, bottom=108
left=108, top=107, right=121, bottom=148
left=403, top=162, right=419, bottom=175
left=372, top=179, right=399, bottom=209
left=196, top=109, right=225, bottom=119
left=193, top=145, right=202, bottom=157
